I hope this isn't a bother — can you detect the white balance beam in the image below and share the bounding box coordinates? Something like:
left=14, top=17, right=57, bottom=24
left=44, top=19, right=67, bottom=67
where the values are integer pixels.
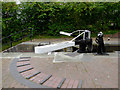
left=35, top=41, right=75, bottom=54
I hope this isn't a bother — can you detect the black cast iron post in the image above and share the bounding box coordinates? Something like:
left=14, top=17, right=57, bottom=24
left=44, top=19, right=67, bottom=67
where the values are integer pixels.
left=10, top=35, right=12, bottom=47
left=30, top=28, right=32, bottom=42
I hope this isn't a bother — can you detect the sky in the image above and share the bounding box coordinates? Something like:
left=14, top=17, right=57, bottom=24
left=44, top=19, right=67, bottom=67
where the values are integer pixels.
left=16, top=0, right=21, bottom=4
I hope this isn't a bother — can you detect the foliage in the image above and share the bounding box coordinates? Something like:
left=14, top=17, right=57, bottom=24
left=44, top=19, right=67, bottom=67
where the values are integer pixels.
left=2, top=2, right=120, bottom=44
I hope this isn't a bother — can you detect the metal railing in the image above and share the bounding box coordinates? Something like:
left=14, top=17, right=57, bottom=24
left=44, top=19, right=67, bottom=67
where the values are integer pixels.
left=1, top=28, right=32, bottom=47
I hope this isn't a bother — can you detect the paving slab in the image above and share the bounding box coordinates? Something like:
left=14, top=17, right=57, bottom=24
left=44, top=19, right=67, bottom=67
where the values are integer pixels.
left=2, top=58, right=29, bottom=88
left=30, top=52, right=118, bottom=88
left=1, top=38, right=119, bottom=88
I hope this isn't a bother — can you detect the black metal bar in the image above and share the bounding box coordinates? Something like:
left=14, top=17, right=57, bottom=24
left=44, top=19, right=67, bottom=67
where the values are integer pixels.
left=40, top=75, right=52, bottom=85
left=12, top=38, right=22, bottom=42
left=26, top=72, right=41, bottom=79
left=9, top=35, right=12, bottom=47
left=1, top=29, right=26, bottom=41
left=2, top=29, right=27, bottom=41
left=11, top=41, right=12, bottom=48
left=2, top=28, right=33, bottom=48
left=1, top=35, right=12, bottom=40
left=78, top=80, right=82, bottom=88
left=19, top=67, right=33, bottom=73
left=57, top=78, right=66, bottom=89
left=30, top=28, right=32, bottom=41
left=22, top=34, right=31, bottom=39
left=17, top=64, right=30, bottom=67
left=21, top=29, right=23, bottom=40
left=18, top=60, right=30, bottom=62
left=11, top=29, right=27, bottom=37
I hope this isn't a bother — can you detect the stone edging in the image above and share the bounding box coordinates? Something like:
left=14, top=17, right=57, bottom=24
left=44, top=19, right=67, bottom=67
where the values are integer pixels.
left=10, top=58, right=49, bottom=88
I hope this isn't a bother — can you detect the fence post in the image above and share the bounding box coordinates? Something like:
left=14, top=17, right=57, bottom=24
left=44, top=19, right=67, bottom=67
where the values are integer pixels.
left=10, top=35, right=12, bottom=47
left=30, top=28, right=32, bottom=42
left=21, top=29, right=23, bottom=40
